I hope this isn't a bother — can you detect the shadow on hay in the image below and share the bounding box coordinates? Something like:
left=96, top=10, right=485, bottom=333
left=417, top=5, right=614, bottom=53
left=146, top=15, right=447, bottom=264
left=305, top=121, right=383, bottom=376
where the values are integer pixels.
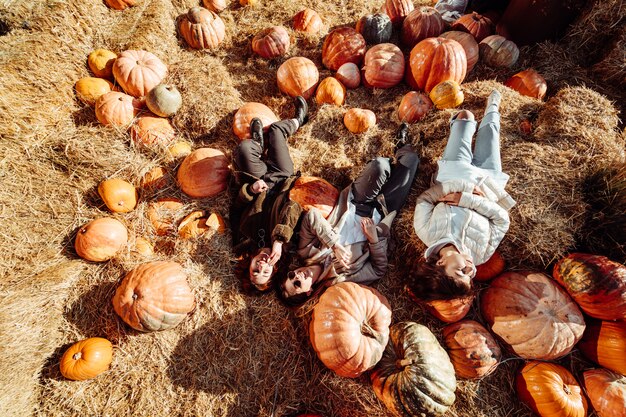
left=72, top=104, right=99, bottom=127
left=38, top=341, right=76, bottom=383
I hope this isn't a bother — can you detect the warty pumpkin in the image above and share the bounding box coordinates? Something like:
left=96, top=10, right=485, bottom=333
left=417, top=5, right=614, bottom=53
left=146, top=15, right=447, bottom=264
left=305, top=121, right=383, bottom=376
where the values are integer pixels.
left=75, top=77, right=114, bottom=106
left=113, top=50, right=167, bottom=97
left=292, top=8, right=323, bottom=34
left=130, top=113, right=176, bottom=148
left=362, top=43, right=405, bottom=89
left=98, top=178, right=138, bottom=213
left=95, top=91, right=141, bottom=127
left=146, top=84, right=182, bottom=117
left=505, top=69, right=547, bottom=100
left=357, top=13, right=392, bottom=45
left=147, top=197, right=185, bottom=236
left=430, top=80, right=464, bottom=109
left=479, top=35, right=519, bottom=67
left=583, top=368, right=626, bottom=417
left=439, top=30, right=479, bottom=72
left=105, top=0, right=136, bottom=11
left=232, top=102, right=279, bottom=140
left=321, top=27, right=366, bottom=71
left=87, top=49, right=117, bottom=79
left=277, top=57, right=319, bottom=100
left=401, top=6, right=445, bottom=48
left=178, top=7, right=226, bottom=50
left=451, top=12, right=494, bottom=42
left=203, top=0, right=226, bottom=13
left=382, top=0, right=414, bottom=27
left=288, top=176, right=340, bottom=219
left=443, top=320, right=501, bottom=379
left=60, top=337, right=113, bottom=381
left=315, top=77, right=346, bottom=106
left=344, top=108, right=376, bottom=134
left=474, top=249, right=505, bottom=281
left=177, top=147, right=230, bottom=198
left=335, top=63, right=361, bottom=89
left=409, top=37, right=467, bottom=93
left=578, top=319, right=626, bottom=376
left=252, top=26, right=291, bottom=59
left=75, top=217, right=128, bottom=262
left=398, top=91, right=432, bottom=123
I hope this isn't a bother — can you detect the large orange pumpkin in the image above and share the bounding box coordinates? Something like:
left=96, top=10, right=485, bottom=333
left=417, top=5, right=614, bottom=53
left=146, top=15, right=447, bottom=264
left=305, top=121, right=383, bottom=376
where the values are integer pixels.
left=479, top=35, right=519, bottom=67
left=398, top=91, right=432, bottom=123
left=336, top=62, right=361, bottom=89
left=147, top=197, right=185, bottom=236
left=451, top=12, right=494, bottom=42
left=401, top=6, right=445, bottom=48
left=362, top=43, right=405, bottom=89
left=443, top=320, right=501, bottom=379
left=277, top=57, right=319, bottom=100
left=322, top=27, right=366, bottom=71
left=583, top=369, right=626, bottom=417
left=178, top=7, right=226, bottom=50
left=344, top=108, right=376, bottom=134
left=60, top=337, right=113, bottom=381
left=98, top=178, right=138, bottom=213
left=75, top=218, right=128, bottom=262
left=252, top=26, right=290, bottom=59
left=481, top=271, right=585, bottom=360
left=177, top=148, right=230, bottom=198
left=315, top=77, right=346, bottom=106
left=288, top=176, right=340, bottom=219
left=112, top=50, right=167, bottom=97
left=409, top=37, right=467, bottom=93
left=504, top=69, right=547, bottom=100
left=105, top=0, right=136, bottom=10
left=232, top=102, right=279, bottom=140
left=474, top=249, right=505, bottom=281
left=112, top=261, right=196, bottom=332
left=439, top=30, right=479, bottom=72
left=553, top=253, right=626, bottom=321
left=578, top=320, right=626, bottom=376
left=95, top=91, right=140, bottom=127
left=130, top=113, right=176, bottom=147
left=382, top=0, right=414, bottom=27
left=430, top=80, right=464, bottom=109
left=75, top=77, right=114, bottom=106
left=292, top=8, right=323, bottom=34
left=87, top=49, right=117, bottom=79
left=309, top=282, right=392, bottom=378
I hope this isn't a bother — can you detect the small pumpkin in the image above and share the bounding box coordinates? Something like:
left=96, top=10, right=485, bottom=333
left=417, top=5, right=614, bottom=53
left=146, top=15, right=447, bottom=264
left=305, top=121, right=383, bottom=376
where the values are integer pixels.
left=362, top=43, right=405, bottom=89
left=98, top=178, right=138, bottom=213
left=130, top=113, right=176, bottom=148
left=344, top=108, right=376, bottom=134
left=578, top=320, right=626, bottom=376
left=60, top=337, right=113, bottom=381
left=178, top=210, right=212, bottom=240
left=87, top=49, right=117, bottom=79
left=167, top=141, right=192, bottom=159
left=177, top=148, right=230, bottom=198
left=474, top=249, right=505, bottom=281
left=112, top=261, right=196, bottom=332
left=178, top=7, right=226, bottom=50
left=141, top=166, right=168, bottom=192
left=75, top=77, right=114, bottom=106
left=409, top=37, right=467, bottom=93
left=315, top=77, right=346, bottom=106
left=443, top=320, right=501, bottom=379
left=451, top=12, right=494, bottom=42
left=398, top=91, right=432, bottom=123
left=401, top=6, right=445, bottom=48
left=439, top=31, right=479, bottom=72
left=147, top=197, right=185, bottom=236
left=203, top=0, right=226, bottom=13
left=516, top=361, right=588, bottom=417
left=95, top=91, right=140, bottom=127
left=75, top=218, right=128, bottom=262
left=292, top=8, right=323, bottom=34
left=288, top=176, right=340, bottom=219
left=146, top=84, right=182, bottom=117
left=583, top=369, right=626, bottom=417
left=105, top=0, right=136, bottom=11
left=252, top=26, right=291, bottom=59
left=309, top=282, right=392, bottom=378
left=430, top=80, right=464, bottom=109
left=371, top=322, right=456, bottom=417
left=479, top=35, right=519, bottom=68
left=322, top=27, right=366, bottom=71
left=335, top=63, right=361, bottom=89
left=382, top=0, right=414, bottom=27
left=356, top=13, right=392, bottom=45
left=504, top=69, right=547, bottom=100
left=232, top=102, right=279, bottom=140
left=277, top=57, right=320, bottom=100
left=113, top=50, right=167, bottom=98
left=424, top=294, right=474, bottom=323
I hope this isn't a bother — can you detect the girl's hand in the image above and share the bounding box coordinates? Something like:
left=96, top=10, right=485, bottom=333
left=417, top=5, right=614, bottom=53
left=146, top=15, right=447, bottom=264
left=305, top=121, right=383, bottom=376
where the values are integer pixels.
left=268, top=240, right=282, bottom=266
left=251, top=179, right=269, bottom=194
left=472, top=186, right=485, bottom=197
left=332, top=242, right=351, bottom=268
left=438, top=192, right=462, bottom=206
left=361, top=217, right=379, bottom=243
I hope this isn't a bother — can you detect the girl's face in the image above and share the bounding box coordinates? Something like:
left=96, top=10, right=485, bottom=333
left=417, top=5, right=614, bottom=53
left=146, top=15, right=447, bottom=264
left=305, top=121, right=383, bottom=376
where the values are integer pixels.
left=436, top=251, right=476, bottom=286
left=282, top=266, right=320, bottom=297
left=249, top=248, right=274, bottom=287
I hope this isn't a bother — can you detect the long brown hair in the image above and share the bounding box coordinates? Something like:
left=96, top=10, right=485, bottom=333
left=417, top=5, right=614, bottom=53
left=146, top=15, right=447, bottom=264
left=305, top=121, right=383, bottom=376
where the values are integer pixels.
left=235, top=246, right=292, bottom=295
left=406, top=257, right=473, bottom=301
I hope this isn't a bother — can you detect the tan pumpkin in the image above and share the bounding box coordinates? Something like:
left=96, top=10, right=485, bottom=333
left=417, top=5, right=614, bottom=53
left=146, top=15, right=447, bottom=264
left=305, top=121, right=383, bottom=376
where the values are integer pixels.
left=430, top=80, right=464, bottom=109
left=583, top=369, right=626, bottom=417
left=146, top=84, right=182, bottom=117
left=481, top=271, right=585, bottom=360
left=344, top=108, right=376, bottom=134
left=424, top=294, right=474, bottom=323
left=75, top=218, right=128, bottom=262
left=439, top=31, right=479, bottom=72
left=95, top=91, right=140, bottom=127
left=177, top=148, right=230, bottom=198
left=474, top=249, right=505, bottom=281
left=288, top=176, right=340, bottom=219
left=315, top=77, right=346, bottom=106
left=335, top=62, right=361, bottom=89
left=309, top=282, right=392, bottom=378
left=504, top=68, right=547, bottom=100
left=232, top=102, right=279, bottom=140
left=382, top=0, right=414, bottom=27
left=112, top=50, right=167, bottom=97
left=398, top=91, right=432, bottom=123
left=178, top=7, right=226, bottom=50
left=443, top=320, right=501, bottom=379
left=105, top=0, right=136, bottom=11
left=516, top=361, right=588, bottom=417
left=362, top=43, right=405, bottom=89
left=130, top=113, right=176, bottom=147
left=132, top=237, right=154, bottom=257
left=141, top=166, right=168, bottom=192
left=277, top=57, right=319, bottom=100
left=401, top=6, right=445, bottom=48
left=60, top=337, right=113, bottom=381
left=578, top=320, right=626, bottom=376
left=75, top=77, right=114, bottom=106
left=98, top=178, right=138, bottom=213
left=147, top=197, right=185, bottom=236
left=409, top=37, right=467, bottom=93
left=252, top=26, right=290, bottom=59
left=203, top=0, right=226, bottom=13
left=112, top=261, right=196, bottom=332
left=292, top=8, right=323, bottom=34
left=451, top=12, right=494, bottom=42
left=178, top=210, right=212, bottom=240
left=322, top=27, right=366, bottom=71
left=167, top=141, right=192, bottom=159
left=479, top=35, right=519, bottom=67
left=87, top=49, right=117, bottom=79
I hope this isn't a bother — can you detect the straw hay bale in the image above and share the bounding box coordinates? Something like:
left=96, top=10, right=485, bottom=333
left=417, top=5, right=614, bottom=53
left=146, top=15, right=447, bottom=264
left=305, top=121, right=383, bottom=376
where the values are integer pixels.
left=591, top=26, right=626, bottom=87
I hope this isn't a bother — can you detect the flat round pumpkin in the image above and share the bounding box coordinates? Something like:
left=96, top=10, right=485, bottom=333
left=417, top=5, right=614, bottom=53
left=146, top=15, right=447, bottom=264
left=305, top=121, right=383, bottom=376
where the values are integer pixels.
left=95, top=91, right=140, bottom=127
left=362, top=43, right=405, bottom=89
left=451, top=12, right=494, bottom=42
left=424, top=294, right=474, bottom=323
left=583, top=369, right=626, bottom=417
left=356, top=13, right=392, bottom=45
left=443, top=320, right=501, bottom=379
left=177, top=148, right=230, bottom=198
left=344, top=108, right=376, bottom=134
left=288, top=176, right=340, bottom=219
left=98, top=178, right=138, bottom=213
left=252, top=26, right=290, bottom=59
left=112, top=50, right=167, bottom=97
left=430, top=80, right=464, bottom=109
left=479, top=35, right=519, bottom=68
left=232, top=102, right=279, bottom=140
left=60, top=337, right=113, bottom=381
left=75, top=217, right=128, bottom=262
left=75, top=77, right=114, bottom=106
left=322, top=27, right=366, bottom=71
left=277, top=57, right=319, bottom=100
left=87, top=49, right=117, bottom=79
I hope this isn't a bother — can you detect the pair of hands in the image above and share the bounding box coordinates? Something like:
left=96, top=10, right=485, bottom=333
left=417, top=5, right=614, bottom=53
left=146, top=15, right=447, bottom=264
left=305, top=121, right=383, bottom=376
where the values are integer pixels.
left=331, top=218, right=378, bottom=268
left=438, top=187, right=485, bottom=206
left=250, top=179, right=269, bottom=194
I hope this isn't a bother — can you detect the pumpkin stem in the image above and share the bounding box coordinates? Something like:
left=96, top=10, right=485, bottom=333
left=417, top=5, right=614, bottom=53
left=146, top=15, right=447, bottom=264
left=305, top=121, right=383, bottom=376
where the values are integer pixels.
left=563, top=384, right=571, bottom=395
left=72, top=351, right=82, bottom=361
left=132, top=293, right=138, bottom=300
left=396, top=358, right=413, bottom=369
left=360, top=321, right=382, bottom=342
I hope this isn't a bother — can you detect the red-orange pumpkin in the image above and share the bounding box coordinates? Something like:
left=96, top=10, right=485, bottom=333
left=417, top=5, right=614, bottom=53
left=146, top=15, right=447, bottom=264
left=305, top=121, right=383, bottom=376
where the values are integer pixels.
left=252, top=26, right=290, bottom=59
left=95, top=91, right=141, bottom=127
left=451, top=12, right=494, bottom=42
left=439, top=31, right=479, bottom=72
left=443, top=320, right=501, bottom=379
left=578, top=320, right=626, bottom=376
left=130, top=113, right=176, bottom=147
left=322, top=27, right=366, bottom=71
left=424, top=295, right=474, bottom=323
left=344, top=108, right=376, bottom=134
left=112, top=50, right=167, bottom=97
left=288, top=176, right=340, bottom=219
left=401, top=7, right=445, bottom=48
left=398, top=91, right=432, bottom=123
left=336, top=63, right=361, bottom=89
left=479, top=35, right=519, bottom=67
left=382, top=0, right=414, bottom=27
left=177, top=148, right=230, bottom=198
left=362, top=43, right=405, bottom=89
left=75, top=218, right=128, bottom=262
left=315, top=77, right=346, bottom=106
left=60, top=337, right=113, bottom=381
left=178, top=7, right=225, bottom=50
left=505, top=69, right=547, bottom=100
left=409, top=37, right=467, bottom=93
left=232, top=102, right=279, bottom=140
left=277, top=57, right=319, bottom=100
left=583, top=369, right=626, bottom=417
left=474, top=250, right=505, bottom=281
left=292, top=8, right=323, bottom=34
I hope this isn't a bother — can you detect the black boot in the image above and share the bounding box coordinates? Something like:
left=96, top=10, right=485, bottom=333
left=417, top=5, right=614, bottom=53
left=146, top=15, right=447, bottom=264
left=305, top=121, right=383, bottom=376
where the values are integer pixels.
left=394, top=122, right=409, bottom=152
left=250, top=117, right=263, bottom=149
left=294, top=96, right=309, bottom=127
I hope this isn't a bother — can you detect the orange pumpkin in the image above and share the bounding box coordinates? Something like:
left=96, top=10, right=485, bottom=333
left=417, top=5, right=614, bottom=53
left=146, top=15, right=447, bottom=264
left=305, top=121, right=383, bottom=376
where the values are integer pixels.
left=474, top=250, right=505, bottom=281
left=87, top=49, right=117, bottom=79
left=398, top=91, right=432, bottom=123
left=430, top=80, right=464, bottom=109
left=105, top=0, right=136, bottom=10
left=443, top=320, right=501, bottom=379
left=277, top=57, right=319, bottom=100
left=178, top=7, right=226, bottom=50
left=553, top=253, right=626, bottom=321
left=203, top=0, right=226, bottom=13
left=382, top=0, right=414, bottom=27
left=75, top=218, right=128, bottom=262
left=130, top=113, right=176, bottom=147
left=75, top=77, right=114, bottom=106
left=232, top=102, right=279, bottom=140
left=479, top=35, right=519, bottom=67
left=336, top=62, right=361, bottom=89
left=60, top=337, right=113, bottom=381
left=309, top=282, right=392, bottom=378
left=344, top=108, right=376, bottom=134
left=177, top=148, right=230, bottom=198
left=112, top=261, right=196, bottom=332
left=439, top=31, right=479, bottom=72
left=516, top=362, right=588, bottom=417
left=98, top=178, right=138, bottom=213
left=141, top=166, right=168, bottom=191
left=583, top=369, right=626, bottom=417
left=362, top=43, right=405, bottom=89
left=409, top=37, right=467, bottom=93
left=147, top=197, right=185, bottom=236
left=505, top=69, right=547, bottom=100
left=288, top=176, right=340, bottom=219
left=178, top=210, right=212, bottom=240
left=252, top=26, right=290, bottom=59
left=292, top=8, right=323, bottom=34
left=451, top=12, right=494, bottom=42
left=481, top=271, right=585, bottom=360
left=112, top=50, right=167, bottom=97
left=424, top=295, right=474, bottom=323
left=322, top=27, right=366, bottom=71
left=401, top=6, right=445, bottom=48
left=95, top=91, right=140, bottom=127
left=578, top=320, right=626, bottom=376
left=315, top=77, right=346, bottom=106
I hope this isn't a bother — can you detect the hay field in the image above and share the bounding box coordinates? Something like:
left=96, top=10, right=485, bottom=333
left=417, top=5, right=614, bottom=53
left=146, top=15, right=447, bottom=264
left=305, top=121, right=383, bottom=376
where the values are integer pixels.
left=0, top=0, right=624, bottom=416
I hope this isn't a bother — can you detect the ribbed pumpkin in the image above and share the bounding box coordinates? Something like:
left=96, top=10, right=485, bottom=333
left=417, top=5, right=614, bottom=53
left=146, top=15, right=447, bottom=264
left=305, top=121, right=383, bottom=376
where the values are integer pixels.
left=553, top=253, right=626, bottom=321
left=401, top=6, right=445, bottom=48
left=474, top=249, right=505, bottom=281
left=382, top=0, right=414, bottom=27
left=336, top=63, right=361, bottom=89
left=112, top=261, right=196, bottom=332
left=113, top=50, right=167, bottom=98
left=252, top=26, right=290, bottom=59
left=87, top=49, right=117, bottom=79
left=105, top=0, right=136, bottom=10
left=146, top=84, right=182, bottom=117
left=371, top=322, right=456, bottom=417
left=141, top=166, right=168, bottom=192
left=451, top=12, right=494, bottom=42
left=443, top=320, right=501, bottom=379
left=578, top=320, right=626, bottom=376
left=357, top=13, right=392, bottom=45
left=147, top=197, right=184, bottom=236
left=409, top=37, right=467, bottom=93
left=178, top=7, right=226, bottom=50
left=504, top=69, right=547, bottom=100
left=288, top=176, right=340, bottom=219
left=583, top=369, right=626, bottom=417
left=516, top=362, right=588, bottom=417
left=309, top=282, right=392, bottom=378
left=130, top=113, right=176, bottom=147
left=203, top=0, right=226, bottom=13
left=439, top=30, right=479, bottom=72
left=232, top=102, right=279, bottom=140
left=398, top=91, right=432, bottom=123
left=424, top=294, right=474, bottom=323
left=98, top=178, right=138, bottom=213
left=430, top=80, right=464, bottom=109
left=322, top=27, right=366, bottom=71
left=362, top=43, right=405, bottom=89
left=315, top=77, right=346, bottom=106
left=75, top=218, right=128, bottom=262
left=75, top=77, right=114, bottom=106
left=60, top=338, right=113, bottom=381
left=481, top=271, right=585, bottom=360
left=292, top=8, right=323, bottom=34
left=479, top=35, right=519, bottom=67
left=95, top=91, right=140, bottom=127
left=277, top=57, right=319, bottom=100
left=177, top=148, right=230, bottom=198
left=344, top=108, right=376, bottom=134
